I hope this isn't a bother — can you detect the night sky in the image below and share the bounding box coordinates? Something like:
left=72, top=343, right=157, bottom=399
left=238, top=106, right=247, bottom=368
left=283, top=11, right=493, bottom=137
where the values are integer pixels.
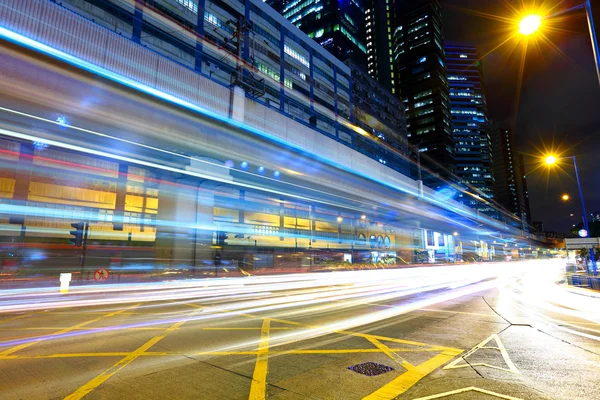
left=443, top=0, right=600, bottom=233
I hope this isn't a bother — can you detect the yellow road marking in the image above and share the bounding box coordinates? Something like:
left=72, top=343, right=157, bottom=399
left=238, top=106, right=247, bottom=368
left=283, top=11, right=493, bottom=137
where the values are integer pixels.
left=0, top=347, right=453, bottom=360
left=248, top=318, right=271, bottom=400
left=243, top=313, right=459, bottom=351
left=366, top=336, right=414, bottom=371
left=362, top=351, right=460, bottom=400
left=64, top=308, right=201, bottom=400
left=443, top=333, right=520, bottom=374
left=239, top=312, right=463, bottom=400
left=0, top=304, right=140, bottom=357
left=411, top=386, right=524, bottom=400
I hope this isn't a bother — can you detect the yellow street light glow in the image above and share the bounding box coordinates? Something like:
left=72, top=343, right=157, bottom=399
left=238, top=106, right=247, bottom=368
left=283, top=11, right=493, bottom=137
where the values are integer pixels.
left=545, top=155, right=557, bottom=165
left=519, top=14, right=542, bottom=36
left=561, top=194, right=570, bottom=201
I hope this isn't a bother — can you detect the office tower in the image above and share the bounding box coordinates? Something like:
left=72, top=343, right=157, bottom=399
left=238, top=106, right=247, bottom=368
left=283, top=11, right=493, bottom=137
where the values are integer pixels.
left=364, top=0, right=395, bottom=92
left=268, top=0, right=410, bottom=163
left=266, top=0, right=367, bottom=67
left=445, top=43, right=494, bottom=202
left=392, top=0, right=454, bottom=182
left=517, top=154, right=532, bottom=226
left=489, top=123, right=531, bottom=228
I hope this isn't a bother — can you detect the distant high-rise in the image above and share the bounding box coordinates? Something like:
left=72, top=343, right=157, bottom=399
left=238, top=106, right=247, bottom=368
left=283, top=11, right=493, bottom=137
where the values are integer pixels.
left=364, top=0, right=395, bottom=92
left=266, top=0, right=367, bottom=67
left=392, top=0, right=454, bottom=181
left=445, top=43, right=494, bottom=203
left=517, top=153, right=532, bottom=227
left=489, top=123, right=531, bottom=228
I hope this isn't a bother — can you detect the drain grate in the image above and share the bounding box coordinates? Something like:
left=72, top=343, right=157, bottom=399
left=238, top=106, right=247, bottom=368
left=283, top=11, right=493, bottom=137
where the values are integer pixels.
left=348, top=362, right=394, bottom=376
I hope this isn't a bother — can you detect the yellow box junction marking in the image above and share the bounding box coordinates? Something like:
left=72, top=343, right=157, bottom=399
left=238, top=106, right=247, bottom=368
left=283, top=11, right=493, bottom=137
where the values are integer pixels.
left=411, top=386, right=524, bottom=400
left=362, top=351, right=460, bottom=400
left=239, top=313, right=463, bottom=400
left=0, top=304, right=140, bottom=357
left=248, top=319, right=271, bottom=400
left=64, top=308, right=203, bottom=400
left=443, top=333, right=520, bottom=374
left=0, top=303, right=464, bottom=400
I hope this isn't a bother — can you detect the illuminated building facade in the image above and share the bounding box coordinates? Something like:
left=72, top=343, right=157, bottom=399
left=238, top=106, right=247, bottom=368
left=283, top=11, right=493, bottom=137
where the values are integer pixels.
left=0, top=0, right=414, bottom=272
left=392, top=0, right=454, bottom=182
left=445, top=43, right=494, bottom=209
left=58, top=0, right=351, bottom=136
left=0, top=0, right=545, bottom=277
left=364, top=0, right=395, bottom=92
left=266, top=0, right=367, bottom=68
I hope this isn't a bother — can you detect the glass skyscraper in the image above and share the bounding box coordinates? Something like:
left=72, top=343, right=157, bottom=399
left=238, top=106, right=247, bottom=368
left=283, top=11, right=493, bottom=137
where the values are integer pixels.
left=445, top=43, right=494, bottom=207
left=392, top=0, right=454, bottom=183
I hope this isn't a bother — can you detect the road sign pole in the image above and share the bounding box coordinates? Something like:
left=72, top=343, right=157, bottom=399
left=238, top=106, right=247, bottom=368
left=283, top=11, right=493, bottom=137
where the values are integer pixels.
left=573, top=156, right=596, bottom=275
left=80, top=222, right=89, bottom=280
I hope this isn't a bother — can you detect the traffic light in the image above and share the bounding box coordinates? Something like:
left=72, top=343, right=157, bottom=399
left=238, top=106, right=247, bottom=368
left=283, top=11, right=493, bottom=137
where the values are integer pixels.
left=69, top=222, right=84, bottom=246
left=216, top=231, right=229, bottom=246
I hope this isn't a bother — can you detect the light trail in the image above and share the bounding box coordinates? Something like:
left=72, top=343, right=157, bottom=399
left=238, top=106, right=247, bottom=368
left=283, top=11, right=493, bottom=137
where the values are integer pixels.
left=498, top=259, right=600, bottom=341
left=0, top=262, right=530, bottom=352
left=0, top=23, right=519, bottom=232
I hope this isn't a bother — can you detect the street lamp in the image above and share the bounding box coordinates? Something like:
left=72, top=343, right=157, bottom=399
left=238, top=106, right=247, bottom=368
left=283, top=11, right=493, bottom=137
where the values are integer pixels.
left=518, top=1, right=600, bottom=86
left=545, top=153, right=597, bottom=275
left=519, top=14, right=542, bottom=35
left=545, top=155, right=557, bottom=165
left=561, top=194, right=570, bottom=201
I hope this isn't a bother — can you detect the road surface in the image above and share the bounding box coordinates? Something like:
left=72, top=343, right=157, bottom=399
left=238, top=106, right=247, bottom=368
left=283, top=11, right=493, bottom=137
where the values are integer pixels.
left=0, top=260, right=599, bottom=400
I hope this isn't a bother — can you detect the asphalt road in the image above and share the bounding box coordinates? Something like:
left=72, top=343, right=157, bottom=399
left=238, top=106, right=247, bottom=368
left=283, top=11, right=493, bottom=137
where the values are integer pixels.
left=0, top=261, right=599, bottom=400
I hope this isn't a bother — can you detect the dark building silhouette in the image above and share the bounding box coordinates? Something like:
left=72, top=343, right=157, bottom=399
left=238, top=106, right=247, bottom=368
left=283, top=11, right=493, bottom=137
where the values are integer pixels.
left=489, top=123, right=531, bottom=229
left=345, top=60, right=410, bottom=174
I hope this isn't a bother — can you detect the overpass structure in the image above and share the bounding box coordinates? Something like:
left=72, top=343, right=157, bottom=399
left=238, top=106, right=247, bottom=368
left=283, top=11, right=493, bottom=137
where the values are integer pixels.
left=0, top=0, right=554, bottom=275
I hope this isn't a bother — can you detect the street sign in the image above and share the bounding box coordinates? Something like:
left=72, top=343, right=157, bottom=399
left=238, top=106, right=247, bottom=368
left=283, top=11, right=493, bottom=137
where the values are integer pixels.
left=94, top=268, right=109, bottom=281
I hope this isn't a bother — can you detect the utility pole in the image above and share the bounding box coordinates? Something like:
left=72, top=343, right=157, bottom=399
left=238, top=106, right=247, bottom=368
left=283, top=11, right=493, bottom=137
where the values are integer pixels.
left=80, top=222, right=89, bottom=280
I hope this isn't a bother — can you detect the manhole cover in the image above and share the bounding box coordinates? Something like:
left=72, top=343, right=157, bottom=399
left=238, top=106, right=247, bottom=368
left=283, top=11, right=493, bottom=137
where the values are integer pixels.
left=348, top=362, right=394, bottom=376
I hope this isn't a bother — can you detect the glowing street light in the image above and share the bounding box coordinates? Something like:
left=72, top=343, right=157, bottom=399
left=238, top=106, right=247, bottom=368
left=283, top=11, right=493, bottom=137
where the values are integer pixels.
left=561, top=194, right=570, bottom=201
left=545, top=153, right=596, bottom=275
left=545, top=155, right=557, bottom=165
left=519, top=14, right=542, bottom=35
left=515, top=2, right=600, bottom=86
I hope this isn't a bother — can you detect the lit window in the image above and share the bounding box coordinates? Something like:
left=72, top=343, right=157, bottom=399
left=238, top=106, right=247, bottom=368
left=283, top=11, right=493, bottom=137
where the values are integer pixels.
left=176, top=0, right=198, bottom=13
